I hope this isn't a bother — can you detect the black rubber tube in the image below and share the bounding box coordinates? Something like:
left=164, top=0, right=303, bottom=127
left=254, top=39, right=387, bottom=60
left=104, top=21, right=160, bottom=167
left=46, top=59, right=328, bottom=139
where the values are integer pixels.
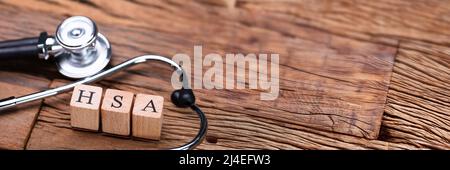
left=169, top=104, right=208, bottom=150
left=0, top=32, right=47, bottom=59
left=0, top=44, right=40, bottom=59
left=0, top=37, right=39, bottom=48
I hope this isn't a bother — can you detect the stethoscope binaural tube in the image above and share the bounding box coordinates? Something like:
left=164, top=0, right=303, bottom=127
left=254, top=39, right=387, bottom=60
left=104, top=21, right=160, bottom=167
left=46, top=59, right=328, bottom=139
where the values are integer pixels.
left=0, top=55, right=207, bottom=150
left=0, top=32, right=49, bottom=60
left=0, top=16, right=112, bottom=79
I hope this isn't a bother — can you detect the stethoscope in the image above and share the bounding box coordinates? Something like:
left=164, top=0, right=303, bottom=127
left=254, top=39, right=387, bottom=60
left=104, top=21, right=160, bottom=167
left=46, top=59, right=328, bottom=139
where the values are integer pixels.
left=0, top=16, right=207, bottom=150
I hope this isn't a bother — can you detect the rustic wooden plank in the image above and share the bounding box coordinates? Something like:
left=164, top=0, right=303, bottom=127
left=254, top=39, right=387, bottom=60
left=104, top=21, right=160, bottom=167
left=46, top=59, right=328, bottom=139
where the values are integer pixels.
left=2, top=0, right=447, bottom=149
left=236, top=0, right=450, bottom=46
left=2, top=0, right=397, bottom=149
left=0, top=72, right=49, bottom=149
left=0, top=0, right=395, bottom=146
left=380, top=41, right=450, bottom=149
left=28, top=79, right=416, bottom=150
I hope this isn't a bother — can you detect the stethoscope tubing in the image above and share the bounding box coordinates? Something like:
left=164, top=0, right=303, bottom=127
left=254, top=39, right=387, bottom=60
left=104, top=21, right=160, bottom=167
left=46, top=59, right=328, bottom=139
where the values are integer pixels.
left=0, top=55, right=185, bottom=110
left=0, top=55, right=206, bottom=150
left=170, top=104, right=208, bottom=150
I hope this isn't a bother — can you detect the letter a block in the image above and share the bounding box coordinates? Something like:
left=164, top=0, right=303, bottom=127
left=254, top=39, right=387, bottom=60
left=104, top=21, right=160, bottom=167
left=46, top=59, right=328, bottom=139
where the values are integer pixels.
left=70, top=84, right=103, bottom=131
left=101, top=89, right=134, bottom=136
left=132, top=94, right=164, bottom=140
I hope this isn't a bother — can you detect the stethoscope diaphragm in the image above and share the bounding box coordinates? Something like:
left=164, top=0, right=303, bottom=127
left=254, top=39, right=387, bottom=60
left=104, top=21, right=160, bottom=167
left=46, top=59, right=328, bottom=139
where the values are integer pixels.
left=0, top=16, right=112, bottom=79
left=54, top=16, right=111, bottom=79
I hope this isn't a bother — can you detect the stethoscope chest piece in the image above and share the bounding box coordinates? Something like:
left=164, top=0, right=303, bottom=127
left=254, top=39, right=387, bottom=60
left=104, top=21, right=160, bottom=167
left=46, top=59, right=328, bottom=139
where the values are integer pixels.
left=0, top=16, right=111, bottom=79
left=55, top=16, right=111, bottom=79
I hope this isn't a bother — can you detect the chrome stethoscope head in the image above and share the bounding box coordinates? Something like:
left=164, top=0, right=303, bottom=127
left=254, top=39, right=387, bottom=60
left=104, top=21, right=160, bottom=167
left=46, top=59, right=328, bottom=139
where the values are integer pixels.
left=0, top=16, right=111, bottom=78
left=46, top=16, right=112, bottom=78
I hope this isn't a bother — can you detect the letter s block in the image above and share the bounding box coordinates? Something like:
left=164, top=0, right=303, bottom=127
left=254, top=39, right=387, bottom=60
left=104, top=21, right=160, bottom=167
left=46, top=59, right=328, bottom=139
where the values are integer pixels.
left=132, top=94, right=164, bottom=140
left=70, top=84, right=103, bottom=131
left=101, top=89, right=134, bottom=136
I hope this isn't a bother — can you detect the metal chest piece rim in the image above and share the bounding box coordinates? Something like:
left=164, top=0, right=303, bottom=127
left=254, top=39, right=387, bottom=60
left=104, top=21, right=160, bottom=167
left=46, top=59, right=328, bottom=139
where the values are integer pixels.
left=54, top=16, right=111, bottom=79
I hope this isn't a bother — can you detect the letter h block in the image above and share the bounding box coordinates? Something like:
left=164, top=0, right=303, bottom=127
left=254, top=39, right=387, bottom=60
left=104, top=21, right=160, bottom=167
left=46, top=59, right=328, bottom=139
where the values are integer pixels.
left=70, top=84, right=103, bottom=131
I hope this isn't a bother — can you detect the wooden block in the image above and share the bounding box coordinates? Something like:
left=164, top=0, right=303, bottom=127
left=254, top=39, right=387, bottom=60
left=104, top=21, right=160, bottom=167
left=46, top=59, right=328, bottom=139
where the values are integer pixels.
left=101, top=89, right=134, bottom=136
left=70, top=84, right=103, bottom=131
left=132, top=94, right=164, bottom=140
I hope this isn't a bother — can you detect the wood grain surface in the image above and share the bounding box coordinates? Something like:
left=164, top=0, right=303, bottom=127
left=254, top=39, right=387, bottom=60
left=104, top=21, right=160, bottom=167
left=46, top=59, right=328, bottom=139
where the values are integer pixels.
left=0, top=72, right=49, bottom=149
left=382, top=41, right=450, bottom=149
left=0, top=0, right=448, bottom=150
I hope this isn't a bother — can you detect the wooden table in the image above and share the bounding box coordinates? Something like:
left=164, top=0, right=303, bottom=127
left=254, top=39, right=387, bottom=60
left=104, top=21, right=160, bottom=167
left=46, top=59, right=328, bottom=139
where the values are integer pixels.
left=0, top=0, right=448, bottom=150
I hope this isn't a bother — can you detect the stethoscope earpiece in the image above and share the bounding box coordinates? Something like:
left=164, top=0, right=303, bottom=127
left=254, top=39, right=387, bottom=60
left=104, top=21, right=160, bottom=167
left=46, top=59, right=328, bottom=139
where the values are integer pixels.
left=171, top=88, right=196, bottom=108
